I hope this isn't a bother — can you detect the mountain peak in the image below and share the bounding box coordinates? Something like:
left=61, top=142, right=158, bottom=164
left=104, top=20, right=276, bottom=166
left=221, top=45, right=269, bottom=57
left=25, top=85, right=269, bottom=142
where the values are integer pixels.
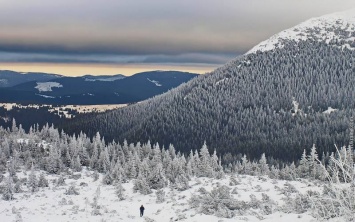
left=247, top=8, right=355, bottom=54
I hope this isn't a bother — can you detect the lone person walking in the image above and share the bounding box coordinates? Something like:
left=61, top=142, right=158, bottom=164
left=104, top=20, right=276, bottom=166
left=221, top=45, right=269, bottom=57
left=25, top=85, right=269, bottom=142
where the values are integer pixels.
left=140, top=205, right=145, bottom=217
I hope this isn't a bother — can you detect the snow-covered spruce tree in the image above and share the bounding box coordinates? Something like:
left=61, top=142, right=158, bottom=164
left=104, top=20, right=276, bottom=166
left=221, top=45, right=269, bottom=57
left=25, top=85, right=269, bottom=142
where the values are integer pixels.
left=46, top=146, right=62, bottom=174
left=197, top=142, right=214, bottom=177
left=27, top=166, right=38, bottom=192
left=14, top=181, right=23, bottom=193
left=155, top=189, right=165, bottom=203
left=102, top=172, right=113, bottom=185
left=258, top=153, right=270, bottom=176
left=2, top=175, right=14, bottom=201
left=72, top=155, right=82, bottom=172
left=147, top=162, right=167, bottom=189
left=297, top=149, right=309, bottom=178
left=38, top=173, right=49, bottom=188
left=115, top=179, right=125, bottom=201
left=91, top=186, right=101, bottom=215
left=310, top=145, right=355, bottom=221
left=133, top=173, right=152, bottom=195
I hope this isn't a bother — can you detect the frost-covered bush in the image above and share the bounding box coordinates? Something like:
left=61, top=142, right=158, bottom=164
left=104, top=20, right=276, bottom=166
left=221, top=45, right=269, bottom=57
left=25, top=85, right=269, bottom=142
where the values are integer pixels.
left=229, top=175, right=239, bottom=186
left=280, top=182, right=298, bottom=196
left=102, top=173, right=113, bottom=185
left=27, top=169, right=38, bottom=192
left=189, top=185, right=246, bottom=218
left=14, top=181, right=22, bottom=193
left=65, top=183, right=79, bottom=195
left=2, top=176, right=14, bottom=201
left=91, top=186, right=101, bottom=216
left=156, top=189, right=165, bottom=203
left=56, top=174, right=66, bottom=186
left=93, top=171, right=99, bottom=182
left=174, top=174, right=190, bottom=191
left=309, top=146, right=355, bottom=221
left=38, top=173, right=49, bottom=188
left=282, top=193, right=312, bottom=214
left=115, top=181, right=125, bottom=201
left=133, top=175, right=152, bottom=195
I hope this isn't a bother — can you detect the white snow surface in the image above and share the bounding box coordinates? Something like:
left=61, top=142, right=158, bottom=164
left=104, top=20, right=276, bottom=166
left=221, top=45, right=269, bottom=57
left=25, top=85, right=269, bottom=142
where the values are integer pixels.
left=36, top=94, right=55, bottom=99
left=84, top=76, right=125, bottom=82
left=248, top=8, right=355, bottom=54
left=0, top=169, right=333, bottom=222
left=0, top=103, right=127, bottom=119
left=147, top=78, right=162, bottom=87
left=35, top=82, right=63, bottom=92
left=323, top=107, right=338, bottom=114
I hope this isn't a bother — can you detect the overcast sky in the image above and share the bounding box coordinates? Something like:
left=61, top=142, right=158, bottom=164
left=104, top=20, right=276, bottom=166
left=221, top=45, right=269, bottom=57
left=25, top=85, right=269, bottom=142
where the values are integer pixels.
left=0, top=0, right=354, bottom=75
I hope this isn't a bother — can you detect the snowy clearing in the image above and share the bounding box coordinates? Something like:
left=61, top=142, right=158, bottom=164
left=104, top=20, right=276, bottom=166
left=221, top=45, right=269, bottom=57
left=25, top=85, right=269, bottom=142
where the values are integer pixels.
left=35, top=82, right=63, bottom=92
left=0, top=169, right=328, bottom=222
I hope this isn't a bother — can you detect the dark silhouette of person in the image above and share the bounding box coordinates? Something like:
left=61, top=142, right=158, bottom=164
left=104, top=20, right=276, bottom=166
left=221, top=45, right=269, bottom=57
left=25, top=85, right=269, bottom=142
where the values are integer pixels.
left=140, top=205, right=145, bottom=217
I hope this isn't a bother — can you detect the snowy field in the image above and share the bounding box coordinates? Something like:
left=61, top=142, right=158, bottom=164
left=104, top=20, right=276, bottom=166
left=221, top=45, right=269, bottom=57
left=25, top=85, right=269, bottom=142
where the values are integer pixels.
left=0, top=169, right=340, bottom=222
left=0, top=103, right=127, bottom=118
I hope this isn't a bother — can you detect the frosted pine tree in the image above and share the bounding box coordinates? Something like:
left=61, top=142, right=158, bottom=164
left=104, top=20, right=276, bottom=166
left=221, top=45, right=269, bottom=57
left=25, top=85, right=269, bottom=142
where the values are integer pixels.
left=198, top=142, right=213, bottom=177
left=38, top=173, right=49, bottom=188
left=258, top=153, right=270, bottom=176
left=115, top=179, right=125, bottom=201
left=2, top=175, right=14, bottom=201
left=28, top=166, right=38, bottom=192
left=297, top=149, right=309, bottom=178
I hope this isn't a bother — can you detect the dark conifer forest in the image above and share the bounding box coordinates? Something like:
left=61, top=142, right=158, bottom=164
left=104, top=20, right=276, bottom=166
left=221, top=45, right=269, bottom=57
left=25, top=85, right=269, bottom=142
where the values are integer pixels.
left=58, top=41, right=355, bottom=162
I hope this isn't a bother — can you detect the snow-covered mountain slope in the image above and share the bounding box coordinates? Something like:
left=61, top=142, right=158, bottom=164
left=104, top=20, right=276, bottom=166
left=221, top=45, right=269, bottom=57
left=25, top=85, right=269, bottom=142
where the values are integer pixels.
left=248, top=8, right=355, bottom=54
left=66, top=8, right=355, bottom=162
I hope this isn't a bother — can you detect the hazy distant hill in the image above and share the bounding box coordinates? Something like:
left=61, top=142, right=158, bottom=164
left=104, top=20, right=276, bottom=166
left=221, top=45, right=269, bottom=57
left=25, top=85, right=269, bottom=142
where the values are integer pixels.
left=0, top=70, right=62, bottom=87
left=0, top=71, right=198, bottom=105
left=61, top=8, right=355, bottom=162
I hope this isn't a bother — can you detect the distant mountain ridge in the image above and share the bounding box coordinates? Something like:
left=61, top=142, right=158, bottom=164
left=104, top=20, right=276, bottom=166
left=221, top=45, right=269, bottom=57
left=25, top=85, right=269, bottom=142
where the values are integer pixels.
left=0, top=70, right=198, bottom=105
left=0, top=70, right=62, bottom=87
left=61, top=8, right=355, bottom=162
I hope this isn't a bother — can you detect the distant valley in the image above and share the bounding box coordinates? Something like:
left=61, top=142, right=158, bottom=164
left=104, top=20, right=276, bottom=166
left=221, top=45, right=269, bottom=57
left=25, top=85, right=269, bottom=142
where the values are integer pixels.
left=0, top=70, right=198, bottom=105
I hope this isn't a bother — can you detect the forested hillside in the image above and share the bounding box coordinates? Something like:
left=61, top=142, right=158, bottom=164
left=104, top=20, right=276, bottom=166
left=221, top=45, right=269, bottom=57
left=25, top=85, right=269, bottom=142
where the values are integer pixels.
left=61, top=40, right=355, bottom=162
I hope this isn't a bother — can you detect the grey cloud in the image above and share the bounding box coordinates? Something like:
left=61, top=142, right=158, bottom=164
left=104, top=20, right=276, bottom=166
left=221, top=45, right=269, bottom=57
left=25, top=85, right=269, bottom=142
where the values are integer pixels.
left=0, top=51, right=235, bottom=65
left=0, top=0, right=354, bottom=61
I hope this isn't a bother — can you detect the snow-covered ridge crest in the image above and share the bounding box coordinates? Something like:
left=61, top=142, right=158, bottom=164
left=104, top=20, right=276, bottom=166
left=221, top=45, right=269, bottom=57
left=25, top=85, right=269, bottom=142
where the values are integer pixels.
left=247, top=8, right=355, bottom=54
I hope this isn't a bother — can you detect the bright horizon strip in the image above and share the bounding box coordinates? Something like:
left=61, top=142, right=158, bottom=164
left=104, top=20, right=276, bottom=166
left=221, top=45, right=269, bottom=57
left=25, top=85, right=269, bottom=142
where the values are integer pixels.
left=0, top=62, right=219, bottom=76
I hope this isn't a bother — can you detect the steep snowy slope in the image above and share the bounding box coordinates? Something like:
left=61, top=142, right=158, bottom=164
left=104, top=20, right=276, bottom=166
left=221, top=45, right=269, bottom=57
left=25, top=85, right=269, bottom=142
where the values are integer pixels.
left=248, top=8, right=355, bottom=54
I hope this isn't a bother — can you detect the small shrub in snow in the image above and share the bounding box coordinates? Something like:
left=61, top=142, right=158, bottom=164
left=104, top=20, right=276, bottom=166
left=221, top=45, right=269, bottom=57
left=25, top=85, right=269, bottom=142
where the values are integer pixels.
left=93, top=171, right=99, bottom=181
left=91, top=186, right=101, bottom=215
left=38, top=173, right=49, bottom=188
left=197, top=187, right=207, bottom=194
left=65, top=183, right=79, bottom=195
left=56, top=174, right=66, bottom=186
left=102, top=173, right=113, bottom=185
left=156, top=189, right=165, bottom=203
left=59, top=197, right=67, bottom=205
left=231, top=187, right=238, bottom=194
left=144, top=217, right=156, bottom=222
left=2, top=176, right=14, bottom=201
left=248, top=194, right=261, bottom=209
left=280, top=182, right=298, bottom=196
left=69, top=173, right=81, bottom=180
left=27, top=169, right=38, bottom=192
left=115, top=181, right=125, bottom=201
left=229, top=175, right=239, bottom=186
left=14, top=181, right=22, bottom=193
left=80, top=182, right=88, bottom=187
